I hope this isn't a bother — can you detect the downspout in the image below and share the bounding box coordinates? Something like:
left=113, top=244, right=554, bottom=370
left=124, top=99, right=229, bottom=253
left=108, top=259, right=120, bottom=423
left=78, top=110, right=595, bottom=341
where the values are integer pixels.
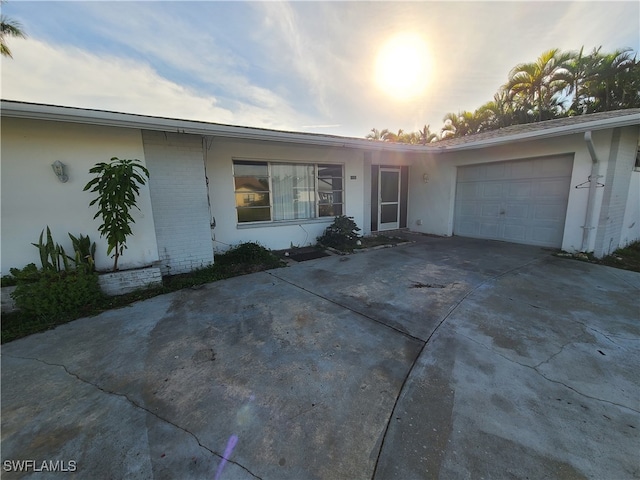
left=581, top=131, right=600, bottom=252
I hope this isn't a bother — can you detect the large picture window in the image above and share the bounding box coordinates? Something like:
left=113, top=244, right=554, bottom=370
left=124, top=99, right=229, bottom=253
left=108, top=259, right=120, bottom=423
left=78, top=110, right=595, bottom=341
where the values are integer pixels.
left=233, top=160, right=344, bottom=223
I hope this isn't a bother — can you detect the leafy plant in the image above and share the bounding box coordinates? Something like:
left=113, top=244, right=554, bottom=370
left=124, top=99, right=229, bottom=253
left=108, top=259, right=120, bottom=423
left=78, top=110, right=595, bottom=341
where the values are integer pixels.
left=69, top=233, right=96, bottom=272
left=32, top=227, right=70, bottom=273
left=317, top=215, right=362, bottom=251
left=84, top=157, right=150, bottom=271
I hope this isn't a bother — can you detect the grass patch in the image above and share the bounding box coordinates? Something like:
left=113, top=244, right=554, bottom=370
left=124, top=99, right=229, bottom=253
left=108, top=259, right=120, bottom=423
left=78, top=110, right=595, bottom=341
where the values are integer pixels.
left=555, top=241, right=640, bottom=273
left=357, top=235, right=406, bottom=249
left=598, top=241, right=640, bottom=272
left=1, top=242, right=285, bottom=344
left=324, top=234, right=407, bottom=253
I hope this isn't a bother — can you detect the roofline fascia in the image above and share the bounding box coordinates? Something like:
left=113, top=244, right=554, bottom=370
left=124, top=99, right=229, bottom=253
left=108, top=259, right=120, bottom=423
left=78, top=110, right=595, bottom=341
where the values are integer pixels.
left=432, top=113, right=640, bottom=152
left=2, top=100, right=639, bottom=154
left=0, top=100, right=426, bottom=153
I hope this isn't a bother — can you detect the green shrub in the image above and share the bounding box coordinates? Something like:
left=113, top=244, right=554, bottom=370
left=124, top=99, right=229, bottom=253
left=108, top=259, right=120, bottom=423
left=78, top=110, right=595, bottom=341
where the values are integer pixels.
left=317, top=215, right=362, bottom=251
left=1, top=275, right=17, bottom=287
left=215, top=242, right=281, bottom=267
left=9, top=263, right=40, bottom=283
left=11, top=268, right=103, bottom=319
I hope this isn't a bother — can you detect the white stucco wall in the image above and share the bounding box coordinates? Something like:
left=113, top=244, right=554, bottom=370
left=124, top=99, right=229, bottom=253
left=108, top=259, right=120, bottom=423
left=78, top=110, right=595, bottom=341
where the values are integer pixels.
left=1, top=118, right=159, bottom=274
left=407, top=130, right=618, bottom=253
left=206, top=137, right=366, bottom=251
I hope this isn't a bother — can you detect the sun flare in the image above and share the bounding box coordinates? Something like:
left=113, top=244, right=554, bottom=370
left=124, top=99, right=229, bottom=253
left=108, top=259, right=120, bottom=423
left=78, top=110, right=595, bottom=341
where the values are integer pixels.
left=375, top=33, right=432, bottom=101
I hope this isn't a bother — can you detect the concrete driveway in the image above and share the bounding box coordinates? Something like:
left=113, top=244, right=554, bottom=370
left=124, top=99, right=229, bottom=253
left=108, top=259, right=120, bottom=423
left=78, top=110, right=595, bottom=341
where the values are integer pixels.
left=2, top=236, right=639, bottom=479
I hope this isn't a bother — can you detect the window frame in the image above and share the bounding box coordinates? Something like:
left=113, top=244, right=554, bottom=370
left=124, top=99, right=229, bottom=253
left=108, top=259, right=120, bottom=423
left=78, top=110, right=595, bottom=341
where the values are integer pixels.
left=232, top=159, right=344, bottom=224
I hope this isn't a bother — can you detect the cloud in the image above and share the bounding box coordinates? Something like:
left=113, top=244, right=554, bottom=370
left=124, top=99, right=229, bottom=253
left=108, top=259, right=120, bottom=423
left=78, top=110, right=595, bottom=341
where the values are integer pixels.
left=2, top=1, right=638, bottom=140
left=0, top=37, right=309, bottom=130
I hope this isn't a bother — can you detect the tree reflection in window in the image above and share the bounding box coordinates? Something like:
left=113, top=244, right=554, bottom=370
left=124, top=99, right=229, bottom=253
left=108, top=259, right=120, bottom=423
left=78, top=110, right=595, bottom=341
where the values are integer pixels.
left=233, top=161, right=344, bottom=223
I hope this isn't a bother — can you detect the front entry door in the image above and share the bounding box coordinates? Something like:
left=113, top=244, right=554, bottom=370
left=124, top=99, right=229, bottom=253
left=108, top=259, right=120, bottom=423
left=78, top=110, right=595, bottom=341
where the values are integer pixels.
left=379, top=168, right=401, bottom=231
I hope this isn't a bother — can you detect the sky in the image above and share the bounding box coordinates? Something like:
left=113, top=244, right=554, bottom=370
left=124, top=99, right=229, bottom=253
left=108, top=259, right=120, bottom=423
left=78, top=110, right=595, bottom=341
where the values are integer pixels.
left=1, top=1, right=639, bottom=138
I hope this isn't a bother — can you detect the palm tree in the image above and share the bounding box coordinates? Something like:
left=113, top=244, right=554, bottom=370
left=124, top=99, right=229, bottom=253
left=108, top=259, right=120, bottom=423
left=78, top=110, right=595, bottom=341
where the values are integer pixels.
left=506, top=49, right=572, bottom=121
left=0, top=11, right=26, bottom=58
left=441, top=111, right=484, bottom=139
left=441, top=112, right=460, bottom=139
left=585, top=48, right=636, bottom=111
left=616, top=56, right=640, bottom=109
left=564, top=47, right=585, bottom=114
left=476, top=90, right=515, bottom=131
left=418, top=125, right=438, bottom=144
left=383, top=129, right=405, bottom=143
left=379, top=129, right=394, bottom=142
left=366, top=128, right=383, bottom=140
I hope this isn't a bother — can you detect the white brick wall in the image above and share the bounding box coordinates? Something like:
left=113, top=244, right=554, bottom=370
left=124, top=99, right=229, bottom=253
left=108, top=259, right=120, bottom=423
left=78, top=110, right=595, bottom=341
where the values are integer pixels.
left=594, top=127, right=638, bottom=257
left=98, top=267, right=163, bottom=296
left=142, top=131, right=214, bottom=275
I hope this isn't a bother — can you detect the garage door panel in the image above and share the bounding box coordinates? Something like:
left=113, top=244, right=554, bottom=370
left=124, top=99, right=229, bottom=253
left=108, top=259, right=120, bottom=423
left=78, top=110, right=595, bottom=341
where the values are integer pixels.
left=538, top=157, right=574, bottom=176
left=532, top=226, right=561, bottom=244
left=534, top=204, right=564, bottom=220
left=457, top=202, right=478, bottom=216
left=511, top=161, right=535, bottom=177
left=536, top=179, right=569, bottom=197
left=458, top=165, right=484, bottom=181
left=480, top=222, right=500, bottom=237
left=507, top=181, right=532, bottom=199
left=456, top=218, right=483, bottom=236
left=481, top=203, right=501, bottom=217
left=503, top=224, right=527, bottom=242
left=485, top=163, right=507, bottom=180
left=454, top=156, right=573, bottom=248
left=504, top=204, right=529, bottom=219
left=481, top=182, right=503, bottom=198
left=456, top=183, right=481, bottom=199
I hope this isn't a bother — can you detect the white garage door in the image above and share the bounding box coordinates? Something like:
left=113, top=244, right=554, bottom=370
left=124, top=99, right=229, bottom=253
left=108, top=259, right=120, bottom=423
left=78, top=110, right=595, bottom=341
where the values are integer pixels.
left=454, top=156, right=573, bottom=247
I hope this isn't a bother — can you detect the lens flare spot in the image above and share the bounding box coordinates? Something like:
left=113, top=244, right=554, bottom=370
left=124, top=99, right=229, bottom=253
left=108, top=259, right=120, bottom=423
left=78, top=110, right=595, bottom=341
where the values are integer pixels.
left=375, top=32, right=433, bottom=101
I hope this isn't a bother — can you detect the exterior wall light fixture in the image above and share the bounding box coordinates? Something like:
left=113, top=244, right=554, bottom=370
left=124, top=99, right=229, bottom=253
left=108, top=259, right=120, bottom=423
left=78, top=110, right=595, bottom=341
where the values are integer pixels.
left=51, top=160, right=69, bottom=183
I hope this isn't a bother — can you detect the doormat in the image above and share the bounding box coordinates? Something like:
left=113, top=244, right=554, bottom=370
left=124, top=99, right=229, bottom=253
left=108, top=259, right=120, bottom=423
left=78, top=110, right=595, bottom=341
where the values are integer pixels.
left=288, top=249, right=330, bottom=262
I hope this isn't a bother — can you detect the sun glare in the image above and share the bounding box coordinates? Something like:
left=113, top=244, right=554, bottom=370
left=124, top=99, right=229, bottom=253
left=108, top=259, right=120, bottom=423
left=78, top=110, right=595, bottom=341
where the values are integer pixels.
left=375, top=33, right=432, bottom=101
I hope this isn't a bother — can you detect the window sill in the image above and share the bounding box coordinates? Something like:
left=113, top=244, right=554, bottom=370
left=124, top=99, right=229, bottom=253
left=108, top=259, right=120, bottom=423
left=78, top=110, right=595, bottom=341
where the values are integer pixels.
left=236, top=217, right=335, bottom=229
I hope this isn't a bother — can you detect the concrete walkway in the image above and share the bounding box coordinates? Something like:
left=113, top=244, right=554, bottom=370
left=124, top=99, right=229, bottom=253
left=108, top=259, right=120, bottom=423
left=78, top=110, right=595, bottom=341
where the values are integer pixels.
left=2, top=236, right=639, bottom=479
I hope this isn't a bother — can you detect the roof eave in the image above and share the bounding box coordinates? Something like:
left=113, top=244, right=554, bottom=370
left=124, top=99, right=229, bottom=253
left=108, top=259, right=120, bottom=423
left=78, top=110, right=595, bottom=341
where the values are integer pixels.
left=0, top=100, right=426, bottom=153
left=2, top=100, right=638, bottom=154
left=436, top=113, right=640, bottom=152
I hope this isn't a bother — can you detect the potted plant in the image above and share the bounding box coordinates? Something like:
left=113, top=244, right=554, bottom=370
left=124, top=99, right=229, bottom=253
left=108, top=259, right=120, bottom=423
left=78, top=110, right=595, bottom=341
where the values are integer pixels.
left=84, top=157, right=161, bottom=295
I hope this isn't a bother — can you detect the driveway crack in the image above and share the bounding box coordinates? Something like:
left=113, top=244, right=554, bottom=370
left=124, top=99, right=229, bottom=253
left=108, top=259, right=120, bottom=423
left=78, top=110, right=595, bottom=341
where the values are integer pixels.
left=456, top=334, right=640, bottom=415
left=2, top=353, right=263, bottom=480
left=371, top=256, right=546, bottom=479
left=267, top=270, right=425, bottom=343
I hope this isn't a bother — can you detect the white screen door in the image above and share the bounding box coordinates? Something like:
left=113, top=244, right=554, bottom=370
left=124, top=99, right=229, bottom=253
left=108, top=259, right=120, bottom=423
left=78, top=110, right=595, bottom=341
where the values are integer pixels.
left=379, top=168, right=401, bottom=230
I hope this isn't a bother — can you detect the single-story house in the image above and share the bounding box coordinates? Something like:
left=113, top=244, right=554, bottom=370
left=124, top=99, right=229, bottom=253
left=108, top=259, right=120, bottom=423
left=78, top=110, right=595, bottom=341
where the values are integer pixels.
left=1, top=100, right=639, bottom=276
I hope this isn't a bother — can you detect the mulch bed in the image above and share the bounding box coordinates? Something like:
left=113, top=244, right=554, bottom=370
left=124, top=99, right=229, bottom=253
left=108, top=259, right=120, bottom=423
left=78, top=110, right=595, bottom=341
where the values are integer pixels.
left=286, top=248, right=331, bottom=262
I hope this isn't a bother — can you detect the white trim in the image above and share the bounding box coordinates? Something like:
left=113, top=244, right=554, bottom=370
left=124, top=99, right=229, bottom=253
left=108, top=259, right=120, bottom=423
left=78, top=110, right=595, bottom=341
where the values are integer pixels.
left=3, top=100, right=638, bottom=155
left=378, top=167, right=401, bottom=231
